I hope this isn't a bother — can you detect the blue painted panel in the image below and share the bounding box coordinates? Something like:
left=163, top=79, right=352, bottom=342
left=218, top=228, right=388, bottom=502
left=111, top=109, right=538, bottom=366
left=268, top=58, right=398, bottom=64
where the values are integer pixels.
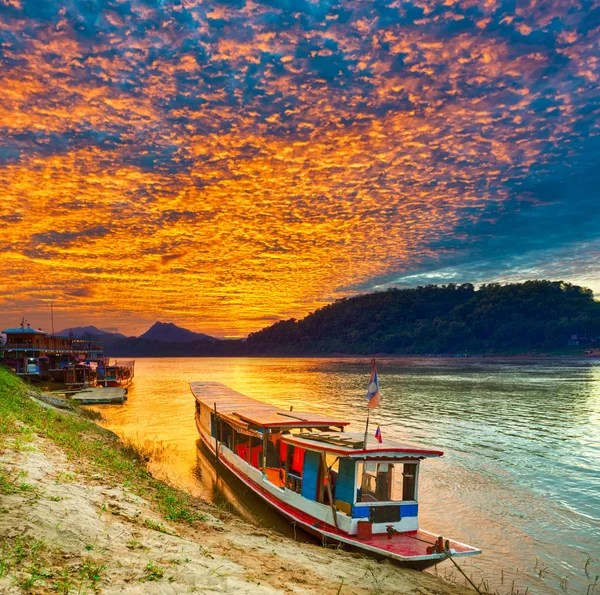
left=301, top=450, right=321, bottom=501
left=336, top=458, right=356, bottom=505
left=352, top=505, right=370, bottom=519
left=400, top=504, right=418, bottom=517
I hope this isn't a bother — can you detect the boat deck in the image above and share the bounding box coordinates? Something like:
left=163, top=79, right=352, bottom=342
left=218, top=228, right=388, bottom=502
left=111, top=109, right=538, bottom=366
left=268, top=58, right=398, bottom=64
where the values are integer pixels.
left=337, top=529, right=478, bottom=559
left=71, top=387, right=127, bottom=404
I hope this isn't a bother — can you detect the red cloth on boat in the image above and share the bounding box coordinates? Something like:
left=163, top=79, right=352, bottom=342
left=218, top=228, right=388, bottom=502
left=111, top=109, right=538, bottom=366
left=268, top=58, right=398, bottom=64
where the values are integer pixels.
left=279, top=441, right=287, bottom=463
left=236, top=442, right=249, bottom=461
left=291, top=447, right=305, bottom=473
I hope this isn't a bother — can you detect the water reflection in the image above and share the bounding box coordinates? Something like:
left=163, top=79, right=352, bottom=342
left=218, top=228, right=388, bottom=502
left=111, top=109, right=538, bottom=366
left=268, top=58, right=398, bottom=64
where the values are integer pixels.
left=94, top=357, right=600, bottom=595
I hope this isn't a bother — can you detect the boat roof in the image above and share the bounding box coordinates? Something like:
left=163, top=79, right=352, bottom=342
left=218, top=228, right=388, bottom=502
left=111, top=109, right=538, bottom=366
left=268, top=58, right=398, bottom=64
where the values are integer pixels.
left=281, top=431, right=443, bottom=459
left=190, top=382, right=349, bottom=429
left=2, top=328, right=48, bottom=335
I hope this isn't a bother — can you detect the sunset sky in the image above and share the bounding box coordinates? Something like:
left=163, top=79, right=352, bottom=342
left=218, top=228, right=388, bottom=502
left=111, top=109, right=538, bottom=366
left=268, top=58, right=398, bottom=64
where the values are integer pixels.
left=1, top=0, right=599, bottom=338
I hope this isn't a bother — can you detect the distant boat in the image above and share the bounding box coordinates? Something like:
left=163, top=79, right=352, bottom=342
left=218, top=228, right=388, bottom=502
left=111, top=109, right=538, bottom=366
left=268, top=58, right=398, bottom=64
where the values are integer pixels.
left=191, top=382, right=480, bottom=569
left=101, top=360, right=135, bottom=387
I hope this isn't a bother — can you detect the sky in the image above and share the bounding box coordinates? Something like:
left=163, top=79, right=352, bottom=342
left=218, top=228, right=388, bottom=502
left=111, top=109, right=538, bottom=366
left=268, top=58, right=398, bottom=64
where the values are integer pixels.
left=0, top=0, right=599, bottom=338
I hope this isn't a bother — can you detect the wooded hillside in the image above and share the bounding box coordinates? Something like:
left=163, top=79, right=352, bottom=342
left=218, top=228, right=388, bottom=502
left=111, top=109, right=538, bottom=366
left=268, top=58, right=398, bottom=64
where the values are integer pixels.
left=244, top=281, right=600, bottom=355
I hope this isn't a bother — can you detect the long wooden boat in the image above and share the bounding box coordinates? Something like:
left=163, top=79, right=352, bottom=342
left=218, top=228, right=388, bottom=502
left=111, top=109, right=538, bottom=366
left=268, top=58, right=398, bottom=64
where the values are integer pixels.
left=191, top=382, right=480, bottom=569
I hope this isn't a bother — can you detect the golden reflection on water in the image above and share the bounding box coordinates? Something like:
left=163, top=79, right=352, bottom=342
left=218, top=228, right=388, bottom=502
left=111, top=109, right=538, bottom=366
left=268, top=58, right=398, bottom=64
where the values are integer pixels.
left=94, top=357, right=600, bottom=595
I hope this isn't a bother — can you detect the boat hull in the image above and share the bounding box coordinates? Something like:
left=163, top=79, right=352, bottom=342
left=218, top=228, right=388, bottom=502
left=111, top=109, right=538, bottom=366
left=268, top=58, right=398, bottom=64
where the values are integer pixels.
left=195, top=419, right=480, bottom=569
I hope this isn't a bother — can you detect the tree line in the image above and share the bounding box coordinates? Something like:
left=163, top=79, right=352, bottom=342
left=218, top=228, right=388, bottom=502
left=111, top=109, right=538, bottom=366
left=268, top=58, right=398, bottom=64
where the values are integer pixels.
left=243, top=281, right=600, bottom=355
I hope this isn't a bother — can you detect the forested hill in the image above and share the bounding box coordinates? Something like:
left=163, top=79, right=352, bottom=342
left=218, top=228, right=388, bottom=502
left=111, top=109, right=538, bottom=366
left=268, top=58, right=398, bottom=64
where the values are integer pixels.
left=245, top=281, right=600, bottom=355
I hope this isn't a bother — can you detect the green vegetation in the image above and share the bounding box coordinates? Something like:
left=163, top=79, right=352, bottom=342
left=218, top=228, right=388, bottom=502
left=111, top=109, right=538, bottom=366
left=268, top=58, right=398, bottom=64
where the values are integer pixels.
left=245, top=281, right=600, bottom=355
left=0, top=366, right=214, bottom=592
left=140, top=560, right=165, bottom=582
left=0, top=366, right=205, bottom=524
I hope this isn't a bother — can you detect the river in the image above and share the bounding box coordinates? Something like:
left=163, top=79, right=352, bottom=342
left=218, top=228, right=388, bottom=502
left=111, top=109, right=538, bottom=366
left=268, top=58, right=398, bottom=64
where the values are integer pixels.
left=94, top=357, right=600, bottom=594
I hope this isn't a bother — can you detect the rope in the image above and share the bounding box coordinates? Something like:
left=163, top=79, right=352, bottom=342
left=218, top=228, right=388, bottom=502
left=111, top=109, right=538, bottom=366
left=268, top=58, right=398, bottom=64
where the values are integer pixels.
left=399, top=532, right=436, bottom=546
left=442, top=550, right=483, bottom=595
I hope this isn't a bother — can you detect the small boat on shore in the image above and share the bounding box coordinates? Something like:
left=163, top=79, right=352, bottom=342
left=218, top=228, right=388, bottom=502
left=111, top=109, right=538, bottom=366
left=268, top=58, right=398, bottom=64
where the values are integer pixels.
left=191, top=381, right=481, bottom=568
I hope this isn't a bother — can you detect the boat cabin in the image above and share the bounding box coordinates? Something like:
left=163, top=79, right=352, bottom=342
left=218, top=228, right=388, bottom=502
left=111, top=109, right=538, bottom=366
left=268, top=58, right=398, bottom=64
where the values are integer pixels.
left=191, top=382, right=442, bottom=537
left=1, top=325, right=105, bottom=381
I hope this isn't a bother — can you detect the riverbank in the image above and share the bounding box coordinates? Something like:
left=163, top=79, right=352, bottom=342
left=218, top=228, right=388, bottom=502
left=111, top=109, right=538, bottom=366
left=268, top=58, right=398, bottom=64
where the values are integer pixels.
left=0, top=367, right=475, bottom=595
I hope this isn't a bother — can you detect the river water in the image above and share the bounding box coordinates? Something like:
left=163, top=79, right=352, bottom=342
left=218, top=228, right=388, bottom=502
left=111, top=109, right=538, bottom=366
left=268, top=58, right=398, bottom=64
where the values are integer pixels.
left=94, top=357, right=600, bottom=594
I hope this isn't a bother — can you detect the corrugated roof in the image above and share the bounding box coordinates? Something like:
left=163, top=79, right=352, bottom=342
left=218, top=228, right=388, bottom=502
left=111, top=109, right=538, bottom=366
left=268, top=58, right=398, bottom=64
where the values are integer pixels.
left=190, top=381, right=349, bottom=429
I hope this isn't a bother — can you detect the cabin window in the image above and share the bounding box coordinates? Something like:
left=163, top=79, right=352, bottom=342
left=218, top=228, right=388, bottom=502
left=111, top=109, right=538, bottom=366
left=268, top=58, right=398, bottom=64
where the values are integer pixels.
left=355, top=462, right=419, bottom=503
left=261, top=433, right=285, bottom=487
left=318, top=454, right=339, bottom=506
left=285, top=445, right=303, bottom=493
left=358, top=462, right=393, bottom=502
left=264, top=433, right=280, bottom=468
left=249, top=436, right=263, bottom=469
left=221, top=422, right=233, bottom=449
left=326, top=454, right=339, bottom=474
left=233, top=432, right=251, bottom=463
left=402, top=463, right=418, bottom=501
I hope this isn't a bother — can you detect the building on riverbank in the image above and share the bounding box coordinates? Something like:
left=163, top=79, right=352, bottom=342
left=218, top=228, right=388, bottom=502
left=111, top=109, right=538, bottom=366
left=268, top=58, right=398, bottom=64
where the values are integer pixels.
left=0, top=323, right=104, bottom=383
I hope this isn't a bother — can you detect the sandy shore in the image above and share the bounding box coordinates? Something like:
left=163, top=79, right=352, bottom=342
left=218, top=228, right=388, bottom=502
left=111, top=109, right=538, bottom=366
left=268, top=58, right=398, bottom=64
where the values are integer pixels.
left=0, top=377, right=475, bottom=594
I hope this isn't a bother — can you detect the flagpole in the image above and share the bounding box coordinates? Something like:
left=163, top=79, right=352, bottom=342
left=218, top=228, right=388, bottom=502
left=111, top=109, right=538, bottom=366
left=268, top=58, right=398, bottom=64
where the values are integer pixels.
left=363, top=407, right=370, bottom=450
left=363, top=358, right=378, bottom=449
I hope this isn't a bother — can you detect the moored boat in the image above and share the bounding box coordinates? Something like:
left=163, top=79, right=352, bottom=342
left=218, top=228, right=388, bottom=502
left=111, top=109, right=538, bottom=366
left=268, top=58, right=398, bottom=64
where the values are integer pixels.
left=191, top=381, right=481, bottom=568
left=100, top=360, right=135, bottom=387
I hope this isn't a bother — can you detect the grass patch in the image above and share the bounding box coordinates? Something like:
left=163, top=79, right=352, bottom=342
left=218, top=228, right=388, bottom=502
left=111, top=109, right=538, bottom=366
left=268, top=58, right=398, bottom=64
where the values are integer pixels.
left=143, top=518, right=169, bottom=533
left=0, top=467, right=40, bottom=498
left=0, top=366, right=206, bottom=528
left=140, top=560, right=165, bottom=582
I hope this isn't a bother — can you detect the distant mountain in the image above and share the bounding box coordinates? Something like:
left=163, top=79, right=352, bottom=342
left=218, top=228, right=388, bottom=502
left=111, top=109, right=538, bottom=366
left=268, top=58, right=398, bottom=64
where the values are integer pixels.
left=57, top=325, right=128, bottom=339
left=138, top=322, right=219, bottom=343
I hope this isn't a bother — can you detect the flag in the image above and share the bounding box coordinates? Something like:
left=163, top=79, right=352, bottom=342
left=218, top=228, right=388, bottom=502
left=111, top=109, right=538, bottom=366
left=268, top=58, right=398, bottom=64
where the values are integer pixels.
left=375, top=425, right=382, bottom=444
left=365, top=359, right=381, bottom=409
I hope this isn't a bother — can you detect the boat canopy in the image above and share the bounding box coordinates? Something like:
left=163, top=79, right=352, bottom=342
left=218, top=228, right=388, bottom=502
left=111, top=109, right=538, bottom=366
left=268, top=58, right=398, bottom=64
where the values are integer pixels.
left=281, top=431, right=443, bottom=459
left=190, top=382, right=350, bottom=430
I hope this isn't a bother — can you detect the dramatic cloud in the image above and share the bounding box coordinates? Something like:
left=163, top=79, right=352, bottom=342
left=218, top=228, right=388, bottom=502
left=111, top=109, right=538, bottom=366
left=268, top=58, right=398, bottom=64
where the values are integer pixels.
left=0, top=0, right=599, bottom=335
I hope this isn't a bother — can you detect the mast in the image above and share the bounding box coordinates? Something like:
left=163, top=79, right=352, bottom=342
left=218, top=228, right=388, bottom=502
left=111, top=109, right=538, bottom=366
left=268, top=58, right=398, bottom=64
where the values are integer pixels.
left=362, top=408, right=371, bottom=450
left=51, top=302, right=55, bottom=336
left=363, top=359, right=381, bottom=449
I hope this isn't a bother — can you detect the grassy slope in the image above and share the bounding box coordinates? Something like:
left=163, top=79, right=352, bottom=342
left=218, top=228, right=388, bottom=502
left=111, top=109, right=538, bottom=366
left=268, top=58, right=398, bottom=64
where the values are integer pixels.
left=0, top=366, right=215, bottom=592
left=0, top=367, right=204, bottom=525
